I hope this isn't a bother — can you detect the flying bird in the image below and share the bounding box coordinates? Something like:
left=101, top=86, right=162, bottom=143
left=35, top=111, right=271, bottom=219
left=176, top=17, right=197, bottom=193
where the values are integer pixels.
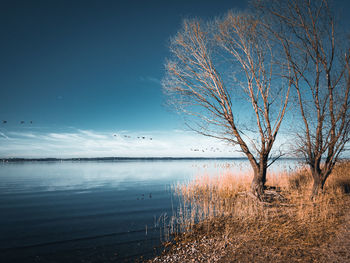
left=2, top=120, right=7, bottom=124
left=20, top=121, right=24, bottom=124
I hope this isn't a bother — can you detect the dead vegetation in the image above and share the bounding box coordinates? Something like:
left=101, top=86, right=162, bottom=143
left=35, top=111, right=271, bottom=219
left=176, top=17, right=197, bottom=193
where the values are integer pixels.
left=149, top=161, right=350, bottom=262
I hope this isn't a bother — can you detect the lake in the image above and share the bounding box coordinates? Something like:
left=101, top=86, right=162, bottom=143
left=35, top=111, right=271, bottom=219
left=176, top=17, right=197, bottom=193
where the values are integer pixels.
left=0, top=159, right=298, bottom=262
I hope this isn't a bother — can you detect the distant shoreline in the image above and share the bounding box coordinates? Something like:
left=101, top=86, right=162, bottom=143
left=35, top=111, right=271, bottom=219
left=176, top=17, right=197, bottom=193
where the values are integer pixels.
left=0, top=157, right=304, bottom=163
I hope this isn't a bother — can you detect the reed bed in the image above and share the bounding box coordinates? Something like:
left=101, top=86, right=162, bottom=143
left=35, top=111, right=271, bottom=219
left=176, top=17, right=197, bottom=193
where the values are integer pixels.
left=156, top=161, right=350, bottom=262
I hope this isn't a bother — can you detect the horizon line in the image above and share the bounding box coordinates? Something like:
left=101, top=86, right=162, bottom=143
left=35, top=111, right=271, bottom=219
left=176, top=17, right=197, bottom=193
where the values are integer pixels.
left=0, top=156, right=303, bottom=162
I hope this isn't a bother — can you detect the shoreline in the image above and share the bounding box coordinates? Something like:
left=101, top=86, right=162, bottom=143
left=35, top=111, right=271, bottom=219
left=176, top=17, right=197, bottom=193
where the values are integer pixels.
left=146, top=161, right=350, bottom=262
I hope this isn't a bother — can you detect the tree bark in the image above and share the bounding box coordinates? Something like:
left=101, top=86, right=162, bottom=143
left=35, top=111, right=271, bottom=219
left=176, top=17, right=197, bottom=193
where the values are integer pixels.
left=310, top=169, right=327, bottom=200
left=251, top=165, right=267, bottom=201
left=311, top=176, right=322, bottom=200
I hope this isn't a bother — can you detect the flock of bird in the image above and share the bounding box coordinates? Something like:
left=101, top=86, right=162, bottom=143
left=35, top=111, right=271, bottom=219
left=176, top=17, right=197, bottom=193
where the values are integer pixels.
left=114, top=134, right=153, bottom=140
left=1, top=120, right=233, bottom=153
left=2, top=120, right=33, bottom=124
left=136, top=193, right=152, bottom=200
left=114, top=135, right=232, bottom=152
left=190, top=147, right=233, bottom=153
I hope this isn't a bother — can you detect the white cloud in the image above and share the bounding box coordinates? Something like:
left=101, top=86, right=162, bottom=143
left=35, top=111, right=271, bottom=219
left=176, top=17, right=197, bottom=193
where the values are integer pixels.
left=0, top=129, right=246, bottom=158
left=47, top=133, right=81, bottom=140
left=0, top=132, right=10, bottom=139
left=78, top=130, right=108, bottom=139
left=7, top=132, right=37, bottom=138
left=139, top=76, right=161, bottom=85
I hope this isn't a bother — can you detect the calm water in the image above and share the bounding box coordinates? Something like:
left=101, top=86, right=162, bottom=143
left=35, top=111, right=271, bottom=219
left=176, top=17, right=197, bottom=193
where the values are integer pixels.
left=0, top=159, right=298, bottom=262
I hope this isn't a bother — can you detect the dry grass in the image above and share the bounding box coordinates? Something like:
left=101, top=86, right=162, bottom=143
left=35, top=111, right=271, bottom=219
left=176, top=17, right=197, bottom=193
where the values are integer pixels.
left=156, top=161, right=350, bottom=262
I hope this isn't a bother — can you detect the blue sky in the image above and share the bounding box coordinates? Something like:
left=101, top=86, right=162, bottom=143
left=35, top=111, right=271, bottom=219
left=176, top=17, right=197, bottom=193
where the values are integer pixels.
left=0, top=0, right=249, bottom=157
left=0, top=0, right=349, bottom=158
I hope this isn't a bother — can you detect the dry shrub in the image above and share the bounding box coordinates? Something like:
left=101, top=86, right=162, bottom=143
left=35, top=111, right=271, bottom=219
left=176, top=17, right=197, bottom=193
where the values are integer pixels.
left=326, top=161, right=350, bottom=194
left=167, top=161, right=350, bottom=262
left=171, top=171, right=264, bottom=233
left=287, top=167, right=310, bottom=191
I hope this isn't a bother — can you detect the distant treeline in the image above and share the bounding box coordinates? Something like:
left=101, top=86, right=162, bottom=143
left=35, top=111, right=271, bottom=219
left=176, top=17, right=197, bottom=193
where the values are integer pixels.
left=0, top=157, right=303, bottom=163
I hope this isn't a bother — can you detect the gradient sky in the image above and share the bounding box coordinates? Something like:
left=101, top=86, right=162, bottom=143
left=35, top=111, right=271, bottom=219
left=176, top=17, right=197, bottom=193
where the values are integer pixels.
left=0, top=0, right=349, bottom=158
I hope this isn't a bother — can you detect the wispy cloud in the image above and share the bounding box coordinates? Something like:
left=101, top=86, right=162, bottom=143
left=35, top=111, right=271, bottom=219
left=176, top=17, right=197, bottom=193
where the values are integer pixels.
left=0, top=129, right=243, bottom=158
left=7, top=132, right=38, bottom=138
left=78, top=130, right=108, bottom=139
left=0, top=132, right=9, bottom=139
left=139, top=76, right=161, bottom=85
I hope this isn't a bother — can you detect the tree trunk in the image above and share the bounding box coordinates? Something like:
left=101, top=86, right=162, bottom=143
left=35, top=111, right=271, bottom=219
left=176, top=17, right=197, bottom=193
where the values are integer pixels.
left=311, top=176, right=322, bottom=199
left=310, top=169, right=327, bottom=200
left=251, top=165, right=267, bottom=201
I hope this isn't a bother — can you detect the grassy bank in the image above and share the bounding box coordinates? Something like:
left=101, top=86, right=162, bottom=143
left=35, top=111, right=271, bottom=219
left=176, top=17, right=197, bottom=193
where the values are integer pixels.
left=149, top=161, right=350, bottom=262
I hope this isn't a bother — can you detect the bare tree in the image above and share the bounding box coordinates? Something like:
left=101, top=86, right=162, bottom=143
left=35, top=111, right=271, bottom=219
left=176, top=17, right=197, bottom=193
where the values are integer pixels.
left=255, top=0, right=350, bottom=198
left=162, top=13, right=291, bottom=200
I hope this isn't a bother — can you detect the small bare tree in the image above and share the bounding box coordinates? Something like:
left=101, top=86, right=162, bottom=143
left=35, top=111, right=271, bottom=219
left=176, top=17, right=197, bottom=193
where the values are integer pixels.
left=163, top=13, right=291, bottom=200
left=255, top=0, right=350, bottom=198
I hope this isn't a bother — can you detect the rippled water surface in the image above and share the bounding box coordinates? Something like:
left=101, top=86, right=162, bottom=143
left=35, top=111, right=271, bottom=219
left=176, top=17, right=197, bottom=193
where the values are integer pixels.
left=0, top=159, right=298, bottom=262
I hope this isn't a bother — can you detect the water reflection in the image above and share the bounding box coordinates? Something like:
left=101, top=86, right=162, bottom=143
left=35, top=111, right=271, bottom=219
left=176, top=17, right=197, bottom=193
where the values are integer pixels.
left=0, top=159, right=299, bottom=262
